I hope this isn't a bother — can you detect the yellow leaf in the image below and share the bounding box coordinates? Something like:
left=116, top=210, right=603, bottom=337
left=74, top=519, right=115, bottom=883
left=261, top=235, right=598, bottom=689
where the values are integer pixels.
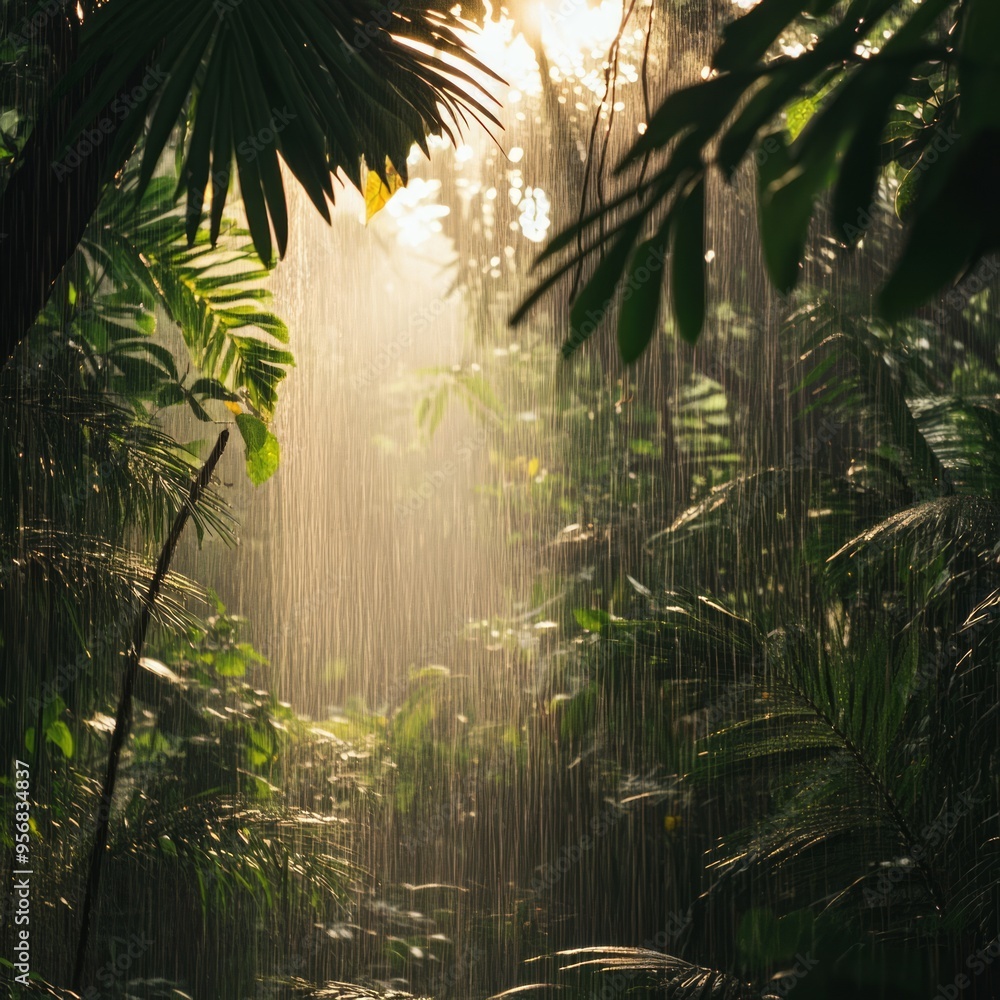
left=664, top=815, right=682, bottom=833
left=364, top=157, right=404, bottom=223
left=224, top=401, right=242, bottom=415
left=527, top=457, right=540, bottom=478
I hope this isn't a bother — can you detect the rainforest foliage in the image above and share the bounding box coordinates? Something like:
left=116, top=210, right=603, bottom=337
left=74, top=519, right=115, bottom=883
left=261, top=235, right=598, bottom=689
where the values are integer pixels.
left=2, top=0, right=1000, bottom=999
left=519, top=0, right=1000, bottom=358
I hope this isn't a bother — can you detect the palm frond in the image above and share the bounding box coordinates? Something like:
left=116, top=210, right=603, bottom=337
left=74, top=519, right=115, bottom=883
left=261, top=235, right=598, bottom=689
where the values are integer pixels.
left=117, top=794, right=358, bottom=919
left=303, top=983, right=431, bottom=1000
left=0, top=378, right=235, bottom=543
left=60, top=167, right=294, bottom=423
left=61, top=0, right=502, bottom=264
left=514, top=947, right=757, bottom=1000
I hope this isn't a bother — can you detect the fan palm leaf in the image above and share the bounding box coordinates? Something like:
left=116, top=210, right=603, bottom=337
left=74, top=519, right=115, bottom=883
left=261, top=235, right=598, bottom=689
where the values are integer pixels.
left=60, top=0, right=502, bottom=264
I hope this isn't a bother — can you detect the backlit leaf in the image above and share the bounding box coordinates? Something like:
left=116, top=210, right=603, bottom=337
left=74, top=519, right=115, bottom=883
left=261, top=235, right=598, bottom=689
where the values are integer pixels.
left=365, top=159, right=405, bottom=223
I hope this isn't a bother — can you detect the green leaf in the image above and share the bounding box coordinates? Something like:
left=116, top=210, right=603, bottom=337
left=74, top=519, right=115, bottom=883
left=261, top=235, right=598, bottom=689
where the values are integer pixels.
left=785, top=93, right=819, bottom=142
left=186, top=391, right=214, bottom=422
left=757, top=129, right=835, bottom=293
left=617, top=220, right=671, bottom=364
left=214, top=649, right=248, bottom=677
left=246, top=434, right=280, bottom=485
left=158, top=834, right=178, bottom=857
left=879, top=135, right=992, bottom=320
left=157, top=382, right=186, bottom=408
left=736, top=908, right=781, bottom=966
left=671, top=175, right=707, bottom=344
left=624, top=73, right=756, bottom=167
left=236, top=641, right=269, bottom=665
left=235, top=412, right=281, bottom=485
left=894, top=162, right=921, bottom=222
left=189, top=377, right=240, bottom=401
left=574, top=608, right=611, bottom=632
left=60, top=0, right=501, bottom=267
left=832, top=62, right=915, bottom=243
left=42, top=696, right=67, bottom=732
left=565, top=217, right=643, bottom=358
left=45, top=720, right=74, bottom=760
left=713, top=0, right=803, bottom=73
left=958, top=0, right=1000, bottom=131
left=717, top=58, right=833, bottom=178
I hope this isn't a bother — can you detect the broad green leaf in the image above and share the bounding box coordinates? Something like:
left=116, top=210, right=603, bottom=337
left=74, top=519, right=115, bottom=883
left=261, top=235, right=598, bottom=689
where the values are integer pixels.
left=42, top=696, right=67, bottom=732
left=958, top=0, right=1000, bottom=131
left=214, top=649, right=248, bottom=677
left=785, top=93, right=818, bottom=142
left=565, top=217, right=643, bottom=358
left=757, top=130, right=835, bottom=293
left=624, top=73, right=756, bottom=167
left=617, top=219, right=671, bottom=364
left=831, top=65, right=905, bottom=244
left=717, top=58, right=835, bottom=178
left=894, top=162, right=921, bottom=222
left=713, top=0, right=803, bottom=73
left=236, top=642, right=269, bottom=665
left=879, top=137, right=990, bottom=320
left=157, top=382, right=186, bottom=408
left=59, top=0, right=500, bottom=267
left=235, top=412, right=281, bottom=485
left=574, top=608, right=611, bottom=632
left=45, top=720, right=74, bottom=759
left=671, top=175, right=707, bottom=344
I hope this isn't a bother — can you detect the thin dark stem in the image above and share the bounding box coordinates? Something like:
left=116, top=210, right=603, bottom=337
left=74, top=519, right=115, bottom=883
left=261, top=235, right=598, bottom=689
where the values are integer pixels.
left=636, top=2, right=654, bottom=196
left=71, top=429, right=229, bottom=990
left=570, top=0, right=636, bottom=300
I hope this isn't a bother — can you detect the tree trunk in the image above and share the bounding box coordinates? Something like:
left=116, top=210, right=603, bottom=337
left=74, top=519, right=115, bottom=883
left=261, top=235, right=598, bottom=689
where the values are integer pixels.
left=0, top=14, right=153, bottom=367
